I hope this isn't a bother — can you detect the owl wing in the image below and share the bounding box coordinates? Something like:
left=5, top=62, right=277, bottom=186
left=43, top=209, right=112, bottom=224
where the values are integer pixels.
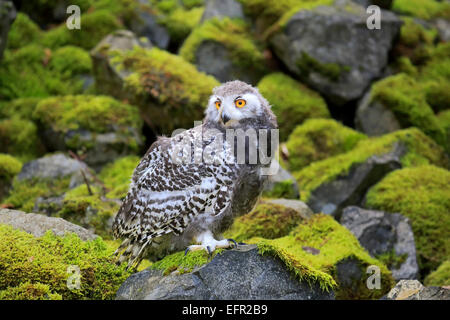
left=112, top=128, right=236, bottom=243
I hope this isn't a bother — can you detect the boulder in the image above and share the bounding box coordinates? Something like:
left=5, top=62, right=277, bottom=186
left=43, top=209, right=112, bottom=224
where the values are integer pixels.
left=269, top=0, right=402, bottom=105
left=262, top=164, right=300, bottom=199
left=91, top=30, right=219, bottom=134
left=201, top=0, right=245, bottom=23
left=306, top=143, right=403, bottom=219
left=341, top=206, right=419, bottom=280
left=294, top=128, right=449, bottom=220
left=0, top=208, right=97, bottom=241
left=179, top=18, right=267, bottom=85
left=365, top=165, right=450, bottom=275
left=383, top=280, right=450, bottom=300
left=0, top=0, right=16, bottom=60
left=116, top=245, right=334, bottom=300
left=33, top=95, right=143, bottom=169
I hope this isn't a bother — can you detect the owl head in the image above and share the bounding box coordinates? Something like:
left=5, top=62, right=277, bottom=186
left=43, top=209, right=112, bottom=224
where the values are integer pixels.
left=204, top=80, right=277, bottom=130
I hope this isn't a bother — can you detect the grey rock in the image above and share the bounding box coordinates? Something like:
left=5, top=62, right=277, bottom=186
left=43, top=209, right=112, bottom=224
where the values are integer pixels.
left=201, top=0, right=245, bottom=23
left=33, top=195, right=65, bottom=215
left=0, top=208, right=97, bottom=241
left=355, top=89, right=402, bottom=136
left=341, top=206, right=419, bottom=280
left=265, top=199, right=313, bottom=220
left=307, top=142, right=405, bottom=219
left=0, top=0, right=16, bottom=61
left=434, top=18, right=450, bottom=42
left=17, top=153, right=88, bottom=182
left=194, top=40, right=264, bottom=85
left=352, top=0, right=392, bottom=9
left=383, top=280, right=450, bottom=300
left=129, top=1, right=170, bottom=49
left=116, top=245, right=334, bottom=300
left=269, top=0, right=402, bottom=105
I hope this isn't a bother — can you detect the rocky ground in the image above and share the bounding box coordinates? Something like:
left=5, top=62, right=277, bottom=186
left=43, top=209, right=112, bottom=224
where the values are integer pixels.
left=0, top=0, right=449, bottom=300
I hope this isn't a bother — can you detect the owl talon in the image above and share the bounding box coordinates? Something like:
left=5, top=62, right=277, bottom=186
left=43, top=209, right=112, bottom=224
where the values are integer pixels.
left=184, top=247, right=190, bottom=256
left=227, top=239, right=238, bottom=248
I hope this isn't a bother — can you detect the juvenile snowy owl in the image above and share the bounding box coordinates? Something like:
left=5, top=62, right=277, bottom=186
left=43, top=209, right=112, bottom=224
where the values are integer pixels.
left=112, top=80, right=278, bottom=268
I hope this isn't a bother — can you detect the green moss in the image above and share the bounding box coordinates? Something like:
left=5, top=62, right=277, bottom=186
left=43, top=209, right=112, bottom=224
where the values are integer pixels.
left=0, top=282, right=62, bottom=300
left=365, top=165, right=450, bottom=274
left=59, top=185, right=120, bottom=239
left=151, top=249, right=222, bottom=275
left=6, top=13, right=41, bottom=50
left=33, top=95, right=142, bottom=134
left=0, top=45, right=92, bottom=100
left=224, top=201, right=306, bottom=242
left=180, top=18, right=267, bottom=72
left=257, top=73, right=330, bottom=141
left=0, top=117, right=44, bottom=162
left=286, top=119, right=367, bottom=171
left=294, top=128, right=449, bottom=202
left=370, top=73, right=446, bottom=149
left=375, top=250, right=408, bottom=270
left=254, top=214, right=394, bottom=298
left=99, top=156, right=140, bottom=199
left=0, top=98, right=41, bottom=120
left=0, top=153, right=22, bottom=182
left=2, top=176, right=71, bottom=212
left=161, top=7, right=204, bottom=44
left=42, top=10, right=122, bottom=50
left=398, top=17, right=437, bottom=49
left=0, top=224, right=131, bottom=300
left=108, top=46, right=219, bottom=133
left=262, top=179, right=298, bottom=199
left=437, top=110, right=450, bottom=148
left=424, top=260, right=450, bottom=287
left=296, top=52, right=350, bottom=82
left=392, top=0, right=450, bottom=20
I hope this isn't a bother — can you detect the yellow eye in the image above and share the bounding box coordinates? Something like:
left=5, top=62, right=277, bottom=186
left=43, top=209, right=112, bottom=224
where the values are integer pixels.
left=215, top=101, right=221, bottom=109
left=235, top=99, right=246, bottom=108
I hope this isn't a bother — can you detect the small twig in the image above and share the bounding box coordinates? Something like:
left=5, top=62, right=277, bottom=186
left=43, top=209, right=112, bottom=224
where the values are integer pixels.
left=80, top=169, right=93, bottom=196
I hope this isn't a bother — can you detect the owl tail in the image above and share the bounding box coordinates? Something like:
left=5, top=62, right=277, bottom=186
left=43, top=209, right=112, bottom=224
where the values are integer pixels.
left=114, top=238, right=149, bottom=270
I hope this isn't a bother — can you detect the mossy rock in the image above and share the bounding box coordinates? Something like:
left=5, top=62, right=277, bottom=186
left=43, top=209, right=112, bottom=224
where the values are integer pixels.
left=0, top=97, right=41, bottom=120
left=252, top=214, right=394, bottom=299
left=365, top=165, right=450, bottom=275
left=42, top=10, right=122, bottom=50
left=32, top=95, right=143, bottom=166
left=94, top=43, right=219, bottom=133
left=0, top=117, right=45, bottom=162
left=223, top=199, right=311, bottom=242
left=6, top=12, right=41, bottom=50
left=294, top=128, right=449, bottom=202
left=0, top=44, right=92, bottom=100
left=368, top=73, right=447, bottom=150
left=424, top=260, right=450, bottom=287
left=0, top=224, right=131, bottom=300
left=180, top=17, right=267, bottom=84
left=437, top=110, right=450, bottom=148
left=286, top=119, right=367, bottom=171
left=392, top=0, right=450, bottom=20
left=257, top=73, right=330, bottom=141
left=0, top=153, right=22, bottom=201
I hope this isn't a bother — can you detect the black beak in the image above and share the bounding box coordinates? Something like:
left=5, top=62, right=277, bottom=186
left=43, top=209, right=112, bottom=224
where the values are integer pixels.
left=222, top=113, right=231, bottom=124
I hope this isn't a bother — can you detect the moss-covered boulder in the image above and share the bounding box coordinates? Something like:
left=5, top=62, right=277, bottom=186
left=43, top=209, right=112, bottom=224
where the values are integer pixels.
left=6, top=12, right=41, bottom=50
left=32, top=95, right=143, bottom=168
left=424, top=260, right=450, bottom=287
left=179, top=17, right=268, bottom=84
left=294, top=128, right=449, bottom=217
left=91, top=30, right=219, bottom=134
left=355, top=73, right=447, bottom=150
left=0, top=224, right=131, bottom=300
left=224, top=199, right=313, bottom=242
left=0, top=44, right=92, bottom=100
left=257, top=73, right=330, bottom=141
left=0, top=153, right=22, bottom=201
left=286, top=119, right=366, bottom=172
left=365, top=165, right=450, bottom=275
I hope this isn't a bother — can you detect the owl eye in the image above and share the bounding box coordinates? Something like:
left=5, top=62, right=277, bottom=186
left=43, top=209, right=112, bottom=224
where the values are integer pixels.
left=235, top=99, right=246, bottom=108
left=215, top=100, right=221, bottom=109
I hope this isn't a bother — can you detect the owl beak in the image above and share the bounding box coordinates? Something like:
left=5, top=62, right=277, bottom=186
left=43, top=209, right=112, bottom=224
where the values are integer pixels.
left=221, top=113, right=231, bottom=124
